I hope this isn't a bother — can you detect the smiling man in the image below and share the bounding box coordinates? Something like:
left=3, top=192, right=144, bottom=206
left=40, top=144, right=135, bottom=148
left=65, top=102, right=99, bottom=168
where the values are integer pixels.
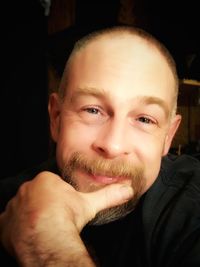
left=0, top=26, right=199, bottom=267
left=48, top=27, right=180, bottom=225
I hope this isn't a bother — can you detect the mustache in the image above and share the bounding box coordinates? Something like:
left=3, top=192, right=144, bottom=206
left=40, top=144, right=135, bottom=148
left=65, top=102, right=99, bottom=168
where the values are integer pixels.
left=63, top=152, right=144, bottom=180
left=62, top=152, right=145, bottom=225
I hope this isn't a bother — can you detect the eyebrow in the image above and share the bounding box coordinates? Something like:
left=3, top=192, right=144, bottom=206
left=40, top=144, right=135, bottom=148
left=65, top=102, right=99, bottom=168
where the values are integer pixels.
left=69, top=86, right=107, bottom=102
left=70, top=87, right=170, bottom=118
left=139, top=96, right=170, bottom=119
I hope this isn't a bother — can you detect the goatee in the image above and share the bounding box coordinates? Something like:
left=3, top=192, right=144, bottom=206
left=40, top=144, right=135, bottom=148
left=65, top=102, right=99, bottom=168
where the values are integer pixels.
left=61, top=152, right=145, bottom=225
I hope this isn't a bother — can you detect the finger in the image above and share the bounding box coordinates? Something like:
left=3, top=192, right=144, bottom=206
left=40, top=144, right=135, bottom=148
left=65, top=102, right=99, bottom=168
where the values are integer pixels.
left=83, top=183, right=134, bottom=216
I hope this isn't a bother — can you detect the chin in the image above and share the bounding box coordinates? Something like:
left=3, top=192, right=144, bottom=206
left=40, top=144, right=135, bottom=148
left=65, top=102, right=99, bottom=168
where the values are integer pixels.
left=88, top=196, right=140, bottom=226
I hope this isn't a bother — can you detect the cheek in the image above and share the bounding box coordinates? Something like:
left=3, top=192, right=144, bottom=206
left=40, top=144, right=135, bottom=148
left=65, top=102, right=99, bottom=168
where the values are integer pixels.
left=55, top=119, right=98, bottom=165
left=134, top=130, right=165, bottom=158
left=133, top=133, right=165, bottom=190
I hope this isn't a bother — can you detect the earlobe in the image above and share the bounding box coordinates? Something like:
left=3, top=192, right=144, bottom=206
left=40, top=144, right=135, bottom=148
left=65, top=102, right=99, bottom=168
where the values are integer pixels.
left=48, top=93, right=61, bottom=142
left=163, top=114, right=182, bottom=156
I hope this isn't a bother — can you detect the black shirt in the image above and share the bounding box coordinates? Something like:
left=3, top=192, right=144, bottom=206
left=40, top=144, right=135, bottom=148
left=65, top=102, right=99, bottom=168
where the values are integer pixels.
left=0, top=154, right=200, bottom=266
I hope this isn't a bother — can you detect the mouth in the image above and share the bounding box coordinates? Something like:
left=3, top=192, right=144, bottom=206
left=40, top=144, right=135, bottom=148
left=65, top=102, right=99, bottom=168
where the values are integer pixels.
left=89, top=173, right=130, bottom=185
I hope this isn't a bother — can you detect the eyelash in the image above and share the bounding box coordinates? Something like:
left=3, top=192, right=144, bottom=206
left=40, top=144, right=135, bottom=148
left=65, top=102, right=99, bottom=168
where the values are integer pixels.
left=83, top=107, right=101, bottom=115
left=136, top=116, right=156, bottom=124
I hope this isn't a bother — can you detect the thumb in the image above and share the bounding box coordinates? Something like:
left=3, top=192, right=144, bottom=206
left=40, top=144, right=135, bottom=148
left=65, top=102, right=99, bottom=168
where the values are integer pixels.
left=83, top=183, right=134, bottom=216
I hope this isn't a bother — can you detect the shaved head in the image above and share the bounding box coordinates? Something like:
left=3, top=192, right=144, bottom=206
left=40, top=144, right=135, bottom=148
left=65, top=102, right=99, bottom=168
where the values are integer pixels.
left=58, top=26, right=179, bottom=115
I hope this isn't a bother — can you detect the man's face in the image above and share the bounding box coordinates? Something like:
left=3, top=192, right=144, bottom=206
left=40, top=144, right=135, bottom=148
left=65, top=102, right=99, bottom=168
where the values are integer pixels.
left=49, top=35, right=181, bottom=224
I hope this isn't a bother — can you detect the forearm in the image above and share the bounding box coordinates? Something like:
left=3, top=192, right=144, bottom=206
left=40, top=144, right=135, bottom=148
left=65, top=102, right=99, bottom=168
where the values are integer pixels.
left=18, top=247, right=95, bottom=267
left=15, top=230, right=96, bottom=267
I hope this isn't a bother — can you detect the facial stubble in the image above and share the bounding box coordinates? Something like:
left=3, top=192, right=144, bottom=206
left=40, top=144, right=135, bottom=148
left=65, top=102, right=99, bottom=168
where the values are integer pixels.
left=61, top=152, right=145, bottom=225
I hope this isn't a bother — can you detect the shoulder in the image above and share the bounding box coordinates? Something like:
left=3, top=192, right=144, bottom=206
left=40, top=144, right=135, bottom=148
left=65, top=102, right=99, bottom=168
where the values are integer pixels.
left=161, top=153, right=200, bottom=186
left=143, top=153, right=200, bottom=222
left=143, top=154, right=200, bottom=265
left=144, top=153, right=200, bottom=211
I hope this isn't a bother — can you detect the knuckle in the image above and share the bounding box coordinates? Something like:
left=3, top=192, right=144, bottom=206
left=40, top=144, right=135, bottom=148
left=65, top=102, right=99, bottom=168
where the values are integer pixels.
left=17, top=181, right=30, bottom=198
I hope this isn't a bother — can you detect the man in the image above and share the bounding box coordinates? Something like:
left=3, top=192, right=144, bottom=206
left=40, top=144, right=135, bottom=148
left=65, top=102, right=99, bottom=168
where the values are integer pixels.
left=0, top=26, right=199, bottom=266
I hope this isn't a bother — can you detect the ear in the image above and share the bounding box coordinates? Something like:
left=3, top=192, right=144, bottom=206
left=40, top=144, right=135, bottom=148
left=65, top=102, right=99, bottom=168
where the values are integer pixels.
left=48, top=93, right=61, bottom=142
left=163, top=114, right=182, bottom=156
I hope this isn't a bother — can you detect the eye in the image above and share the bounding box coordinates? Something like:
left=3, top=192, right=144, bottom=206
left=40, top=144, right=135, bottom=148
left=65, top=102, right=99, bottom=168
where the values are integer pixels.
left=84, top=107, right=100, bottom=115
left=136, top=116, right=156, bottom=124
left=79, top=105, right=108, bottom=125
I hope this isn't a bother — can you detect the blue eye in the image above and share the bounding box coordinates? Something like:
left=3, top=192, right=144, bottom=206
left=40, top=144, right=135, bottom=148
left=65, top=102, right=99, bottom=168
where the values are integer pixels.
left=85, top=107, right=100, bottom=114
left=79, top=106, right=107, bottom=125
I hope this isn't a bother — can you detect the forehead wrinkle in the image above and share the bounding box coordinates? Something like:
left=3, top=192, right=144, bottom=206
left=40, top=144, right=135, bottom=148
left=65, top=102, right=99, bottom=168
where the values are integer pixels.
left=69, top=86, right=109, bottom=103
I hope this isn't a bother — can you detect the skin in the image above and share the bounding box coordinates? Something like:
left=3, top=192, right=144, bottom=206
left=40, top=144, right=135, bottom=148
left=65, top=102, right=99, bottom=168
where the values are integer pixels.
left=0, top=32, right=181, bottom=266
left=50, top=34, right=180, bottom=202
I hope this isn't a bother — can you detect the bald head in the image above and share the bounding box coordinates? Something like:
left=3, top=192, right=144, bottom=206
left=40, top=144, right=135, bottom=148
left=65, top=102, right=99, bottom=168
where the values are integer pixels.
left=58, top=26, right=179, bottom=115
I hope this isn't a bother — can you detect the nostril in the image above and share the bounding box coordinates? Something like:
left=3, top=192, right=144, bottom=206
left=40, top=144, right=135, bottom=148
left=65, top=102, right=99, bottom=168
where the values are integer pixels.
left=92, top=144, right=109, bottom=157
left=96, top=146, right=107, bottom=155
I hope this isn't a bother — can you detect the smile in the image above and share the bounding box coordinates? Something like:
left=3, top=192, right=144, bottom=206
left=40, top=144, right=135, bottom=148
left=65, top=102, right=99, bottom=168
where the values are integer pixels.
left=89, top=173, right=129, bottom=185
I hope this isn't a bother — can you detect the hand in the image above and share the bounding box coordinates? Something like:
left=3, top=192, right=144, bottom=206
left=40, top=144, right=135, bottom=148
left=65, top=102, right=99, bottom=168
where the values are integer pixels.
left=0, top=171, right=133, bottom=266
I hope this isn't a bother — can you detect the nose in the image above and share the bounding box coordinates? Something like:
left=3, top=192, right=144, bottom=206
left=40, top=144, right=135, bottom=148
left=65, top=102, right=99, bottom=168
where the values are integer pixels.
left=92, top=118, right=132, bottom=159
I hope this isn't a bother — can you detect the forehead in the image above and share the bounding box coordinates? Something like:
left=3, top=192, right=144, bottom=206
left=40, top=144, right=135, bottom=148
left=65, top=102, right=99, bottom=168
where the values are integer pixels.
left=66, top=34, right=175, bottom=108
left=71, top=34, right=172, bottom=73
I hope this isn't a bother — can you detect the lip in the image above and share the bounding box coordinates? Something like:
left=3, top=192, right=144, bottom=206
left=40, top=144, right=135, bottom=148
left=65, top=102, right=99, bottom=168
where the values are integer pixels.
left=90, top=174, right=126, bottom=185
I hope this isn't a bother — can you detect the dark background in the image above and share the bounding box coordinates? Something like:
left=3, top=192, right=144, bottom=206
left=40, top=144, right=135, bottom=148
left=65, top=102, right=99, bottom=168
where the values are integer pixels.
left=1, top=0, right=199, bottom=178
left=1, top=1, right=49, bottom=178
